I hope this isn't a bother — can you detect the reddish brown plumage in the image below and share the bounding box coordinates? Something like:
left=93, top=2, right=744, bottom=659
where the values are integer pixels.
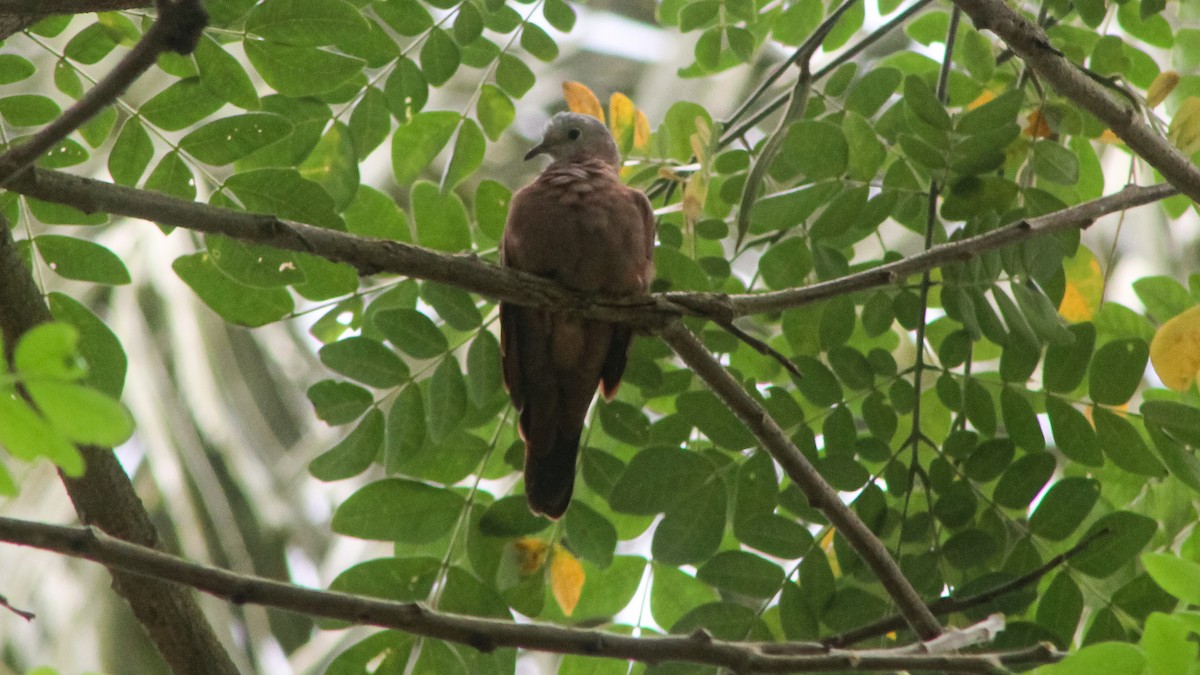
left=500, top=114, right=655, bottom=518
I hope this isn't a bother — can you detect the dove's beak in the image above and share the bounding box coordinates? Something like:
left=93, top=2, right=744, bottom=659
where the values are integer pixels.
left=523, top=144, right=546, bottom=161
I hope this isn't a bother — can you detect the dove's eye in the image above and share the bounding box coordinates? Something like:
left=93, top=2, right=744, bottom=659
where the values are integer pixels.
left=567, top=128, right=581, bottom=140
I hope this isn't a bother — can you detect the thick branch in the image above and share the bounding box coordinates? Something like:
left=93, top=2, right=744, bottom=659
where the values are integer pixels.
left=660, top=321, right=943, bottom=640
left=0, top=218, right=239, bottom=675
left=0, top=0, right=206, bottom=187
left=0, top=517, right=1063, bottom=673
left=0, top=0, right=148, bottom=11
left=7, top=168, right=1174, bottom=328
left=952, top=0, right=1200, bottom=204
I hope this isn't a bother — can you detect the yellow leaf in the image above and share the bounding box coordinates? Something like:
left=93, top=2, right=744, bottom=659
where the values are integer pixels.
left=549, top=544, right=584, bottom=616
left=1059, top=245, right=1104, bottom=322
left=514, top=537, right=550, bottom=575
left=967, top=90, right=996, bottom=110
left=1147, top=70, right=1180, bottom=108
left=1098, top=129, right=1124, bottom=144
left=609, top=92, right=636, bottom=153
left=1024, top=109, right=1052, bottom=138
left=1168, top=96, right=1200, bottom=155
left=819, top=529, right=841, bottom=577
left=562, top=81, right=604, bottom=123
left=683, top=171, right=707, bottom=225
left=1151, top=305, right=1200, bottom=392
left=633, top=110, right=651, bottom=151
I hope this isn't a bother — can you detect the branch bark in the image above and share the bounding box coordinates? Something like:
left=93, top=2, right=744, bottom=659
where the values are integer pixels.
left=0, top=516, right=1064, bottom=673
left=0, top=218, right=239, bottom=675
left=660, top=321, right=944, bottom=640
left=951, top=0, right=1200, bottom=204
left=6, top=167, right=1175, bottom=328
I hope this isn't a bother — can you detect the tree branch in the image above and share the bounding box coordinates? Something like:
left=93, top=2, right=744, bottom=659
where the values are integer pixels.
left=0, top=0, right=207, bottom=188
left=659, top=321, right=943, bottom=640
left=7, top=168, right=1175, bottom=329
left=0, top=0, right=149, bottom=10
left=0, top=516, right=1063, bottom=673
left=0, top=217, right=240, bottom=674
left=951, top=0, right=1200, bottom=204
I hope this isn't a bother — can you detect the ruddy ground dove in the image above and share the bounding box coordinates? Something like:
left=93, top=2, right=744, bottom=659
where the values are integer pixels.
left=500, top=112, right=656, bottom=518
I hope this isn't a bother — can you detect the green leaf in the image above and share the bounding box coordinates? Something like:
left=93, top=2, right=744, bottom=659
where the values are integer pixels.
left=543, top=0, right=577, bottom=32
left=332, top=478, right=465, bottom=542
left=696, top=550, right=785, bottom=598
left=0, top=393, right=83, bottom=475
left=521, top=23, right=559, bottom=62
left=307, top=379, right=373, bottom=425
left=25, top=380, right=134, bottom=447
left=0, top=95, right=61, bottom=126
left=328, top=556, right=440, bottom=601
left=772, top=121, right=847, bottom=182
left=172, top=253, right=293, bottom=327
left=442, top=118, right=485, bottom=190
left=1045, top=395, right=1103, bottom=466
left=194, top=35, right=259, bottom=109
left=1044, top=322, right=1095, bottom=393
left=420, top=28, right=460, bottom=86
left=676, top=390, right=756, bottom=450
left=1032, top=140, right=1080, bottom=185
left=386, top=385, right=426, bottom=461
left=374, top=308, right=448, bottom=358
left=246, top=0, right=369, bottom=46
left=309, top=408, right=384, bottom=480
left=993, top=451, right=1055, bottom=509
left=391, top=111, right=459, bottom=185
left=0, top=55, right=35, bottom=84
left=383, top=58, right=428, bottom=121
left=14, top=323, right=84, bottom=380
left=1094, top=407, right=1166, bottom=477
left=180, top=113, right=294, bottom=165
left=375, top=0, right=432, bottom=35
left=1089, top=338, right=1148, bottom=405
left=475, top=180, right=511, bottom=241
left=1142, top=553, right=1200, bottom=605
left=1029, top=477, right=1100, bottom=540
left=903, top=74, right=951, bottom=131
left=299, top=121, right=359, bottom=209
left=244, top=41, right=364, bottom=96
left=225, top=168, right=342, bottom=230
left=652, top=478, right=725, bottom=565
left=206, top=234, right=305, bottom=288
left=64, top=23, right=118, bottom=64
left=37, top=139, right=89, bottom=169
left=1073, top=511, right=1157, bottom=578
left=845, top=67, right=902, bottom=118
left=479, top=495, right=551, bottom=536
left=348, top=86, right=390, bottom=157
left=35, top=235, right=130, bottom=285
left=465, top=330, right=502, bottom=407
left=1039, top=642, right=1145, bottom=675
left=477, top=84, right=515, bottom=141
left=411, top=180, right=471, bottom=252
left=1133, top=276, right=1193, bottom=324
left=141, top=78, right=224, bottom=131
left=48, top=293, right=126, bottom=397
left=1037, top=572, right=1083, bottom=649
left=427, top=358, right=467, bottom=442
left=319, top=337, right=407, bottom=388
left=344, top=185, right=412, bottom=241
left=609, top=446, right=713, bottom=515
left=1012, top=282, right=1074, bottom=345
left=496, top=53, right=535, bottom=98
left=1000, top=386, right=1044, bottom=452
left=563, top=501, right=617, bottom=569
left=108, top=118, right=153, bottom=186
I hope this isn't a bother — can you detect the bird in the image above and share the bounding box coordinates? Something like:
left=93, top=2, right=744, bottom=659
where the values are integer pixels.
left=500, top=112, right=656, bottom=519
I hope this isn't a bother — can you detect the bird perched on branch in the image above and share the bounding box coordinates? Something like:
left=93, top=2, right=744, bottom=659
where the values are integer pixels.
left=500, top=112, right=656, bottom=519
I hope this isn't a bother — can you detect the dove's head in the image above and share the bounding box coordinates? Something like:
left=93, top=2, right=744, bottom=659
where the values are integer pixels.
left=524, top=112, right=619, bottom=168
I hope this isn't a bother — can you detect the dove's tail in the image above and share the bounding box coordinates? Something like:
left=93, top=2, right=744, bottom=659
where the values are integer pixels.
left=524, top=423, right=580, bottom=519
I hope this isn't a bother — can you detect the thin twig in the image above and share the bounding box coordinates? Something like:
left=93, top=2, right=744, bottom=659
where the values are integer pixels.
left=0, top=593, right=35, bottom=621
left=715, top=318, right=805, bottom=379
left=825, top=526, right=1113, bottom=648
left=0, top=0, right=207, bottom=188
left=734, top=0, right=856, bottom=248
left=661, top=321, right=944, bottom=640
